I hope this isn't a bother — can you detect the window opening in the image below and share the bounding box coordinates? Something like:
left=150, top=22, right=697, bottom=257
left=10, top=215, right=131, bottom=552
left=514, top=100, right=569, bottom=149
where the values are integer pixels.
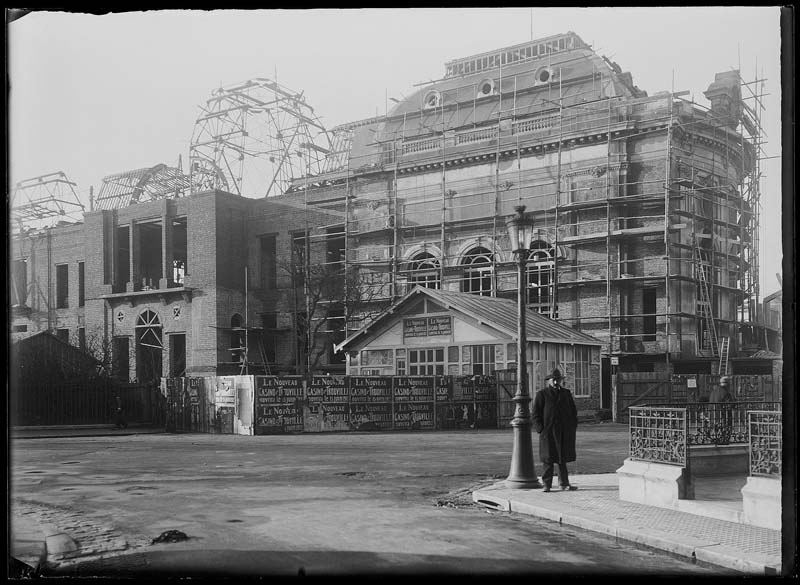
left=461, top=247, right=493, bottom=296
left=408, top=252, right=441, bottom=290
left=56, top=264, right=69, bottom=308
left=135, top=309, right=162, bottom=383
left=78, top=262, right=85, bottom=306
left=12, top=259, right=27, bottom=306
left=527, top=240, right=555, bottom=315
left=172, top=218, right=188, bottom=286
left=470, top=345, right=496, bottom=375
left=408, top=348, right=444, bottom=375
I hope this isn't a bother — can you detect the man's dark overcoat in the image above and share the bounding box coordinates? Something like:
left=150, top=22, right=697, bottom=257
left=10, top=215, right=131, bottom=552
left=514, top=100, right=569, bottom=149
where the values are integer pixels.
left=532, top=385, right=578, bottom=464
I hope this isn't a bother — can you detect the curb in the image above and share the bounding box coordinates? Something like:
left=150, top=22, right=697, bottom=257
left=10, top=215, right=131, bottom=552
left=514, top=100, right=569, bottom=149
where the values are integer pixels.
left=472, top=487, right=781, bottom=575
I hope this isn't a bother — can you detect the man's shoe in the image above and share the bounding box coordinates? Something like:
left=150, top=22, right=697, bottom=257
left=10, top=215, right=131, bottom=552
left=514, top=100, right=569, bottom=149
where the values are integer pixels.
left=543, top=486, right=551, bottom=493
left=560, top=485, right=578, bottom=491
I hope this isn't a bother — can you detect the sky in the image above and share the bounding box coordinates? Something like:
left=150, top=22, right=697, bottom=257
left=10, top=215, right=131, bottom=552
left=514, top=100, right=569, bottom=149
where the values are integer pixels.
left=8, top=7, right=785, bottom=295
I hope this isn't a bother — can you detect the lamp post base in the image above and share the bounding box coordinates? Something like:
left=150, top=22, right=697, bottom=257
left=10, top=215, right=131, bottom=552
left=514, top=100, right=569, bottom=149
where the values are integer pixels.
left=505, top=477, right=543, bottom=489
left=506, top=421, right=543, bottom=489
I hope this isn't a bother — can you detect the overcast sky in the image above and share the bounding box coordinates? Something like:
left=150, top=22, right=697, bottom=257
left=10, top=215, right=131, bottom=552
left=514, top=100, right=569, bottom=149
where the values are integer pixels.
left=8, top=7, right=784, bottom=294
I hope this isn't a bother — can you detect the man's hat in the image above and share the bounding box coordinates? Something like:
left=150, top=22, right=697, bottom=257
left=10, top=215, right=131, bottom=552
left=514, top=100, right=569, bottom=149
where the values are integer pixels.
left=545, top=368, right=563, bottom=381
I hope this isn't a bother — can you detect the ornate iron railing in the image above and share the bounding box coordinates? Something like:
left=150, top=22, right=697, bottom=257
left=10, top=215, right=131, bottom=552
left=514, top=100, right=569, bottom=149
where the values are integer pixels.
left=748, top=410, right=782, bottom=477
left=648, top=402, right=781, bottom=446
left=628, top=406, right=687, bottom=466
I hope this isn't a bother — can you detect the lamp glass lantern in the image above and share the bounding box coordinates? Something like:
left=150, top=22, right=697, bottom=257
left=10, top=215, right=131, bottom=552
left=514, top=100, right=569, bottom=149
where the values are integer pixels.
left=506, top=205, right=535, bottom=254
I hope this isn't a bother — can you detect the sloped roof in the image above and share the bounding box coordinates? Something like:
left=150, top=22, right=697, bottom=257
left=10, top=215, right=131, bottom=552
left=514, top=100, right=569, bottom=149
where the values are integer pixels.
left=733, top=350, right=782, bottom=360
left=336, top=286, right=601, bottom=352
left=12, top=331, right=102, bottom=379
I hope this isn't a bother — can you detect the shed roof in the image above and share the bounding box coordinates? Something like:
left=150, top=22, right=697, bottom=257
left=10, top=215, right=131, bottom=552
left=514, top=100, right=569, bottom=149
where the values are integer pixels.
left=336, top=286, right=602, bottom=353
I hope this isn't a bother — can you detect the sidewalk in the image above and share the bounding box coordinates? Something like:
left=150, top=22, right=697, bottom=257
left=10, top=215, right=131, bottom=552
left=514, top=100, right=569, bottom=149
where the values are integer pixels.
left=473, top=473, right=782, bottom=575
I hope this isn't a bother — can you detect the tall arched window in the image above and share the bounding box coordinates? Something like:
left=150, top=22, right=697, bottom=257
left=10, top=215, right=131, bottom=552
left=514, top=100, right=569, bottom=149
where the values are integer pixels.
left=135, top=309, right=162, bottom=383
left=527, top=241, right=555, bottom=314
left=461, top=247, right=493, bottom=296
left=407, top=252, right=440, bottom=290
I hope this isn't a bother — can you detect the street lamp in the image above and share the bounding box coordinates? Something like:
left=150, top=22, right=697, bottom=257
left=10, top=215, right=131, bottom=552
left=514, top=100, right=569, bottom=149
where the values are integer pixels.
left=504, top=205, right=543, bottom=489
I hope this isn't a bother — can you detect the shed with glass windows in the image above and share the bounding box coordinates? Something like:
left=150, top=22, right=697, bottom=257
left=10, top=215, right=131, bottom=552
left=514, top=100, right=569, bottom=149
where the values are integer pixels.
left=335, top=286, right=604, bottom=412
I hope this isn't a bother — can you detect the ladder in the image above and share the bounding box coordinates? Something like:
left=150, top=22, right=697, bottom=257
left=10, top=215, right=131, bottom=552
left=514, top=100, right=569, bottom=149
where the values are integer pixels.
left=718, top=336, right=730, bottom=376
left=694, top=239, right=719, bottom=358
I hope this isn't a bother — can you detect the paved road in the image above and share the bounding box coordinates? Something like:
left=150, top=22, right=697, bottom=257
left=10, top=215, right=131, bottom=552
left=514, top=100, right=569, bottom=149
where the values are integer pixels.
left=10, top=425, right=731, bottom=576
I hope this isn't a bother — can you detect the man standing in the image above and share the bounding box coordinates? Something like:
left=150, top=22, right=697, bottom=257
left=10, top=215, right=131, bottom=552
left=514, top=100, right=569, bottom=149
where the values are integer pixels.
left=532, top=368, right=578, bottom=493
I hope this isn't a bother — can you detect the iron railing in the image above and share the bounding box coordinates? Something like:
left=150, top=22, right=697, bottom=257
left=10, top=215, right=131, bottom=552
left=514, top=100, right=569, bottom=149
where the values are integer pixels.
left=649, top=401, right=781, bottom=446
left=628, top=406, right=687, bottom=466
left=748, top=410, right=782, bottom=477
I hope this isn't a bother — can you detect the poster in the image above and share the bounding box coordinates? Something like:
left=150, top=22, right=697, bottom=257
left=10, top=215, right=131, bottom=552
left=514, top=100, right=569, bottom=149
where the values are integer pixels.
left=350, top=376, right=392, bottom=403
left=394, top=402, right=435, bottom=430
left=392, top=376, right=434, bottom=402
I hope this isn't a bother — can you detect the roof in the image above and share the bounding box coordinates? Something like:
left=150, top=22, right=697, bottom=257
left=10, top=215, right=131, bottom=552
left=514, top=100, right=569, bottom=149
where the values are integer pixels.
left=733, top=350, right=782, bottom=360
left=95, top=163, right=192, bottom=210
left=336, top=286, right=602, bottom=352
left=12, top=331, right=102, bottom=378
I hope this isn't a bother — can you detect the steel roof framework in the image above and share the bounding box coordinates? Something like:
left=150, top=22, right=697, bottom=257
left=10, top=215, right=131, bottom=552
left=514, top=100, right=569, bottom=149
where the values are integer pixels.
left=93, top=163, right=192, bottom=210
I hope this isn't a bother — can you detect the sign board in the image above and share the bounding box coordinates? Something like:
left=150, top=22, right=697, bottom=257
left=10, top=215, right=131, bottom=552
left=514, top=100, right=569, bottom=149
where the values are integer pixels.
left=403, top=316, right=452, bottom=339
left=610, top=356, right=619, bottom=366
left=687, top=377, right=697, bottom=388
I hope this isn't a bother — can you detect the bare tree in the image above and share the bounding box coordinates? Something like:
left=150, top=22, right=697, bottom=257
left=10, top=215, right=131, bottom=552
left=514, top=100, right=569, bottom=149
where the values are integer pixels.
left=71, top=326, right=112, bottom=377
left=281, top=260, right=392, bottom=374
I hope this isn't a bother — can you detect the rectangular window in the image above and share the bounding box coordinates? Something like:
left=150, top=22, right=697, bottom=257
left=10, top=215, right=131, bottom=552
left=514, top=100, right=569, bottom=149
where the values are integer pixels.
left=12, top=324, right=27, bottom=333
left=470, top=345, right=496, bottom=375
left=396, top=359, right=406, bottom=375
left=259, top=235, right=277, bottom=290
left=78, top=327, right=86, bottom=351
left=12, top=259, right=27, bottom=306
left=78, top=262, right=85, bottom=307
left=573, top=346, right=591, bottom=397
left=326, top=226, right=345, bottom=265
left=643, top=288, right=657, bottom=342
left=408, top=348, right=444, bottom=375
left=261, top=313, right=278, bottom=364
left=112, top=337, right=130, bottom=381
left=56, top=328, right=69, bottom=343
left=56, top=264, right=69, bottom=308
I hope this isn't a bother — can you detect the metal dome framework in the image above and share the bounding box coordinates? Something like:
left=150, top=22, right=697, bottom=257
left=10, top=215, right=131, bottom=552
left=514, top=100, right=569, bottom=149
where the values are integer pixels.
left=189, top=78, right=333, bottom=198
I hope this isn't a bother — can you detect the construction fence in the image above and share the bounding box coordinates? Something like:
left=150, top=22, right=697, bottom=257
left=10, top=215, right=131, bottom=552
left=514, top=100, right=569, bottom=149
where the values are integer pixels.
left=160, top=374, right=520, bottom=435
left=12, top=379, right=160, bottom=426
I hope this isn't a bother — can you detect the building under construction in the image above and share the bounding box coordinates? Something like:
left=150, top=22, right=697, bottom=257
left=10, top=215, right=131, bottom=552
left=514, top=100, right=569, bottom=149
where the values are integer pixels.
left=10, top=32, right=777, bottom=399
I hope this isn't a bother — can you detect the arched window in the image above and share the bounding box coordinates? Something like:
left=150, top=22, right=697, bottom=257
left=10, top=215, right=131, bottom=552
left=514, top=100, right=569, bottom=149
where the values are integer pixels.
left=136, top=310, right=162, bottom=349
left=461, top=247, right=493, bottom=296
left=527, top=241, right=555, bottom=315
left=407, top=252, right=440, bottom=290
left=135, top=309, right=162, bottom=383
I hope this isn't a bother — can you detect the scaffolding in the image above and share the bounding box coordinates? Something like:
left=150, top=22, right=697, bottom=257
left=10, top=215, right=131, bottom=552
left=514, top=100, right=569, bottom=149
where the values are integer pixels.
left=285, top=35, right=767, bottom=372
